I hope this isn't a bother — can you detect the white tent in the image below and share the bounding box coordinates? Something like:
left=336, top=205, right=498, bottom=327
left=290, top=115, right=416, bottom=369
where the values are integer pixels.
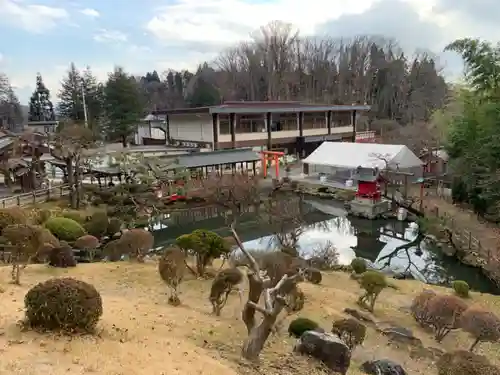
left=303, top=142, right=423, bottom=170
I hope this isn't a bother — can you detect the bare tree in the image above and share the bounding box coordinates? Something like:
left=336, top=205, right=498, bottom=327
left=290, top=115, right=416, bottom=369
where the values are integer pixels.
left=230, top=225, right=304, bottom=360
left=50, top=123, right=95, bottom=209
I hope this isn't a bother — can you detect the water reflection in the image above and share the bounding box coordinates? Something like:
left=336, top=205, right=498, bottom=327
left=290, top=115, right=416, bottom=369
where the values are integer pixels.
left=149, top=203, right=498, bottom=294
left=239, top=216, right=498, bottom=294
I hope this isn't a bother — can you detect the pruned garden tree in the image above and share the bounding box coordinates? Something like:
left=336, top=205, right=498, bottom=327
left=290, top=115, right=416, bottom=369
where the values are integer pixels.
left=199, top=172, right=307, bottom=359
left=158, top=246, right=186, bottom=306
left=50, top=122, right=95, bottom=209
left=426, top=294, right=469, bottom=342
left=460, top=308, right=500, bottom=351
left=2, top=224, right=47, bottom=284
left=230, top=226, right=305, bottom=360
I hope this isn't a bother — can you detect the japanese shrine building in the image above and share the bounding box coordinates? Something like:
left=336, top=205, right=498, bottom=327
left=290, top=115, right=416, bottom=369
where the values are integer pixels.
left=149, top=101, right=371, bottom=155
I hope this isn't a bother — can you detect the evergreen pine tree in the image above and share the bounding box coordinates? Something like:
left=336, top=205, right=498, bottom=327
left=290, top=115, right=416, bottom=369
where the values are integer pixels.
left=102, top=67, right=144, bottom=146
left=58, top=63, right=84, bottom=122
left=28, top=73, right=55, bottom=122
left=82, top=66, right=104, bottom=131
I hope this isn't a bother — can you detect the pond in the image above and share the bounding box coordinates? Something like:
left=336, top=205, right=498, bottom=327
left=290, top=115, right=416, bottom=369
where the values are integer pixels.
left=150, top=199, right=499, bottom=295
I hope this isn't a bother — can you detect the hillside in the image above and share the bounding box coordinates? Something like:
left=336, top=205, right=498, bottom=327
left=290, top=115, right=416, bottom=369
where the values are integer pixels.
left=0, top=262, right=499, bottom=375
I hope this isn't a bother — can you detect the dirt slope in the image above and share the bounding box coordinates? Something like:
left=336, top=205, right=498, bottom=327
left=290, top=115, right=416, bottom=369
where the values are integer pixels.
left=0, top=262, right=499, bottom=375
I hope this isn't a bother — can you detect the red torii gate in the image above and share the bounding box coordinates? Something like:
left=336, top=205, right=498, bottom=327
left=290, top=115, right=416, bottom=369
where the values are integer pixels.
left=260, top=150, right=285, bottom=179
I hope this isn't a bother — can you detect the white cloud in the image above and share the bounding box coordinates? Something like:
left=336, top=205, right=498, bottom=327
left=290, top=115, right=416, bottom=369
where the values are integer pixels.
left=0, top=0, right=69, bottom=33
left=0, top=53, right=4, bottom=64
left=93, top=29, right=128, bottom=43
left=80, top=8, right=99, bottom=18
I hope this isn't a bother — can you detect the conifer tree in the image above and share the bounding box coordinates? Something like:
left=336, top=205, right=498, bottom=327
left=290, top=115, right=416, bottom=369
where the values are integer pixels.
left=28, top=73, right=55, bottom=122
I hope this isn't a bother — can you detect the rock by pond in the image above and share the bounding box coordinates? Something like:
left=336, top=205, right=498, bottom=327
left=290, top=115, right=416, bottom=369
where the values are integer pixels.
left=294, top=330, right=351, bottom=374
left=361, top=359, right=407, bottom=375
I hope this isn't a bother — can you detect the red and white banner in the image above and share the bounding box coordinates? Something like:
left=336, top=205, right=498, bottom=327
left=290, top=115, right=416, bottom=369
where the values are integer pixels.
left=355, top=131, right=377, bottom=143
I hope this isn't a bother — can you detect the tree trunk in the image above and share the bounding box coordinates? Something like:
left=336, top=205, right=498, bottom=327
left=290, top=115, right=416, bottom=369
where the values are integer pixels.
left=74, top=156, right=81, bottom=209
left=241, top=318, right=275, bottom=360
left=242, top=272, right=263, bottom=333
left=122, top=135, right=127, bottom=147
left=66, top=157, right=76, bottom=209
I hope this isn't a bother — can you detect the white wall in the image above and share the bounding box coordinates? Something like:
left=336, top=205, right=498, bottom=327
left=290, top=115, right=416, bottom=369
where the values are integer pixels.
left=135, top=122, right=165, bottom=144
left=169, top=113, right=213, bottom=143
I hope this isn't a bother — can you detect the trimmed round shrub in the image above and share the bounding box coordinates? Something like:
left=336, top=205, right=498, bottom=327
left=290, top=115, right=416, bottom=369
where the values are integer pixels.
left=437, top=350, right=499, bottom=375
left=460, top=308, right=500, bottom=351
left=45, top=217, right=86, bottom=242
left=119, top=229, right=153, bottom=261
left=331, top=318, right=366, bottom=350
left=0, top=207, right=28, bottom=232
left=84, top=211, right=109, bottom=239
left=452, top=280, right=470, bottom=298
left=351, top=257, right=367, bottom=274
left=304, top=267, right=322, bottom=284
left=48, top=243, right=77, bottom=268
left=24, top=277, right=102, bottom=332
left=288, top=317, right=320, bottom=338
left=74, top=235, right=99, bottom=250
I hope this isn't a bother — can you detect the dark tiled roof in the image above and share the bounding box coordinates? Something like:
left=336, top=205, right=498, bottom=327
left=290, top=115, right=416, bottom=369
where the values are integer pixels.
left=171, top=148, right=260, bottom=169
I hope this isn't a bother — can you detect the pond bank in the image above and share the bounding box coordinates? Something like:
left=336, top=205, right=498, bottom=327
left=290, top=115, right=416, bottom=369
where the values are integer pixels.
left=148, top=198, right=499, bottom=295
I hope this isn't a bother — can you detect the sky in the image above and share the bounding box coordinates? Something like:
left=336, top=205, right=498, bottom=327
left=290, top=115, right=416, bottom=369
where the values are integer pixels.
left=1, top=0, right=499, bottom=104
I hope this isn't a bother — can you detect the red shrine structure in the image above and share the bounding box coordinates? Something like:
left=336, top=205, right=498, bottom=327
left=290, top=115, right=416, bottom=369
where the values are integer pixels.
left=301, top=141, right=424, bottom=219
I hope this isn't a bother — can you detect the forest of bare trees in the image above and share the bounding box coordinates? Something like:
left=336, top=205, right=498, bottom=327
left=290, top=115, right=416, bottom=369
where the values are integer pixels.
left=140, top=21, right=448, bottom=128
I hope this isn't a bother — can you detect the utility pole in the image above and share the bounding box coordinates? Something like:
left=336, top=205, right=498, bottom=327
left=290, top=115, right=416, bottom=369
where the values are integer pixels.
left=81, top=80, right=88, bottom=128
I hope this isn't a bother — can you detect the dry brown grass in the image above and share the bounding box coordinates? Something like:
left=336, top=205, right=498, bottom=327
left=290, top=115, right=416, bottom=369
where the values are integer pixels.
left=0, top=262, right=499, bottom=375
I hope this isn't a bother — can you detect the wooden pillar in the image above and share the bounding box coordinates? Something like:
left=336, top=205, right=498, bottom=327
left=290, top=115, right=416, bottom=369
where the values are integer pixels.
left=298, top=111, right=304, bottom=137
left=252, top=161, right=257, bottom=176
left=351, top=110, right=357, bottom=142
left=166, top=115, right=171, bottom=143
left=230, top=112, right=236, bottom=149
left=266, top=112, right=272, bottom=151
left=327, top=111, right=332, bottom=135
left=212, top=113, right=219, bottom=150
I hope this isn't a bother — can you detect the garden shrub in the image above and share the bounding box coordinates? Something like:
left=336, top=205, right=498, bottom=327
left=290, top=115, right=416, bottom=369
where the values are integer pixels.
left=3, top=224, right=47, bottom=283
left=350, top=257, right=367, bottom=274
left=304, top=267, right=322, bottom=284
left=426, top=294, right=468, bottom=342
left=285, top=285, right=305, bottom=313
left=436, top=350, right=498, bottom=375
left=331, top=318, right=366, bottom=350
left=159, top=246, right=186, bottom=306
left=45, top=217, right=86, bottom=242
left=452, top=280, right=470, bottom=298
left=460, top=308, right=500, bottom=351
left=357, top=270, right=387, bottom=312
left=74, top=235, right=99, bottom=250
left=24, top=277, right=102, bottom=332
left=107, top=218, right=122, bottom=236
left=48, top=243, right=77, bottom=268
left=102, top=239, right=123, bottom=261
left=119, top=229, right=154, bottom=261
left=0, top=207, right=28, bottom=232
left=61, top=210, right=87, bottom=224
left=31, top=208, right=52, bottom=225
left=410, top=289, right=436, bottom=326
left=288, top=317, right=320, bottom=338
left=175, top=229, right=231, bottom=276
left=84, top=211, right=109, bottom=239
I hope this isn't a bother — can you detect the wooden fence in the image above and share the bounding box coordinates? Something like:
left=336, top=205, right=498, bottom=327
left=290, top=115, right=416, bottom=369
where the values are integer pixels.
left=420, top=202, right=488, bottom=258
left=0, top=184, right=70, bottom=208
